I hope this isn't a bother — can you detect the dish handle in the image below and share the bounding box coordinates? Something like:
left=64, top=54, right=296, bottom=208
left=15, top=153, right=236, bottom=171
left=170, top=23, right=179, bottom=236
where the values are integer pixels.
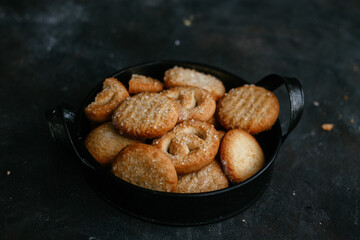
left=45, top=104, right=95, bottom=170
left=256, top=74, right=304, bottom=143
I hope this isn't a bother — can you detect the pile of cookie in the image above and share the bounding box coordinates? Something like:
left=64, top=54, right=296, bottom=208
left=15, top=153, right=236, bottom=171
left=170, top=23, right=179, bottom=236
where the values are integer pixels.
left=84, top=66, right=279, bottom=193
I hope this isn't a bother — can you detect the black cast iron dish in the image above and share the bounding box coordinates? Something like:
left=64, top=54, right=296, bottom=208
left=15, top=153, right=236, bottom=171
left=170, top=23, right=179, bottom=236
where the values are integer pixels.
left=46, top=61, right=304, bottom=226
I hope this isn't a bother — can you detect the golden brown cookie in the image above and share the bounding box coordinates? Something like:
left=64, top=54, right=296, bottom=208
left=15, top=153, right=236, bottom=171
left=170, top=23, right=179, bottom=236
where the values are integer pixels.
left=112, top=92, right=179, bottom=139
left=175, top=160, right=229, bottom=193
left=163, top=66, right=225, bottom=100
left=217, top=84, right=279, bottom=134
left=128, top=74, right=164, bottom=94
left=84, top=122, right=141, bottom=165
left=162, top=87, right=216, bottom=122
left=111, top=143, right=178, bottom=192
left=220, top=129, right=265, bottom=183
left=85, top=77, right=129, bottom=123
left=153, top=120, right=220, bottom=174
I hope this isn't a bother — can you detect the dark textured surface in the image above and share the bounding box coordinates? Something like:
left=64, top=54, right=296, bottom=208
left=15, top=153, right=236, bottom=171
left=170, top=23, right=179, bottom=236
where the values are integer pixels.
left=1, top=0, right=359, bottom=239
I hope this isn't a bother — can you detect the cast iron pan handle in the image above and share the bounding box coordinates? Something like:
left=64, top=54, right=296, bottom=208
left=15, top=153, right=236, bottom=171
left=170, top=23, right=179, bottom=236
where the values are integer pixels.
left=256, top=74, right=304, bottom=143
left=46, top=104, right=95, bottom=170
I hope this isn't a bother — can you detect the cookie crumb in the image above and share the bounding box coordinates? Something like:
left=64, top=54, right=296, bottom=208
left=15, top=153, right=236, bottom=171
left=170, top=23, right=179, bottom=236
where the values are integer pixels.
left=321, top=123, right=334, bottom=131
left=183, top=15, right=194, bottom=27
left=350, top=118, right=355, bottom=124
left=292, top=191, right=296, bottom=196
left=174, top=40, right=181, bottom=46
left=242, top=219, right=246, bottom=223
left=344, top=95, right=349, bottom=101
left=313, top=101, right=319, bottom=107
left=6, top=171, right=11, bottom=176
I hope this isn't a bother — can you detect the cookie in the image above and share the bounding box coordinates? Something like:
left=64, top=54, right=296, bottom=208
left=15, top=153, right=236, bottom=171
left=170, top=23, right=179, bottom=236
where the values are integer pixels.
left=112, top=92, right=179, bottom=139
left=153, top=120, right=220, bottom=174
left=128, top=74, right=164, bottom=94
left=112, top=143, right=178, bottom=192
left=217, top=84, right=279, bottom=134
left=162, top=87, right=216, bottom=122
left=220, top=129, right=265, bottom=183
left=84, top=122, right=140, bottom=165
left=85, top=77, right=129, bottom=123
left=176, top=160, right=229, bottom=193
left=163, top=66, right=225, bottom=100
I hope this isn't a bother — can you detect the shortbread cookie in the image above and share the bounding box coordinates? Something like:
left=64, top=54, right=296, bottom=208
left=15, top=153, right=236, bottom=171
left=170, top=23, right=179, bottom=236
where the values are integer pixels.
left=84, top=122, right=140, bottom=165
left=85, top=77, right=129, bottom=123
left=153, top=120, right=220, bottom=174
left=176, top=161, right=229, bottom=193
left=220, top=129, right=265, bottom=183
left=128, top=74, right=164, bottom=94
left=217, top=84, right=279, bottom=134
left=164, top=66, right=225, bottom=100
left=112, top=143, right=178, bottom=192
left=112, top=92, right=179, bottom=138
left=162, top=87, right=216, bottom=122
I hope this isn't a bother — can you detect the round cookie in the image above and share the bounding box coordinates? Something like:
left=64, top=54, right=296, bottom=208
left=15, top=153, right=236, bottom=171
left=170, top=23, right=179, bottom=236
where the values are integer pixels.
left=128, top=74, right=164, bottom=94
left=217, top=84, right=279, bottom=134
left=84, top=122, right=141, bottom=165
left=111, top=143, right=178, bottom=192
left=220, top=129, right=265, bottom=183
left=176, top=160, right=229, bottom=193
left=153, top=120, right=220, bottom=174
left=162, top=86, right=216, bottom=122
left=164, top=66, right=225, bottom=100
left=85, top=77, right=129, bottom=123
left=112, top=92, right=179, bottom=139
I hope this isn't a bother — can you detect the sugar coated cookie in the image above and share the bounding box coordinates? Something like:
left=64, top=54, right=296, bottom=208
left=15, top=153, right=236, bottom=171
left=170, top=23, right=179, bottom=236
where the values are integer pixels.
left=112, top=92, right=179, bottom=138
left=164, top=66, right=225, bottom=100
left=176, top=160, right=229, bottom=193
left=217, top=84, right=279, bottom=134
left=85, top=77, right=129, bottom=123
left=162, top=87, right=216, bottom=122
left=153, top=120, right=220, bottom=174
left=220, top=129, right=265, bottom=183
left=112, top=143, right=178, bottom=192
left=128, top=74, right=164, bottom=94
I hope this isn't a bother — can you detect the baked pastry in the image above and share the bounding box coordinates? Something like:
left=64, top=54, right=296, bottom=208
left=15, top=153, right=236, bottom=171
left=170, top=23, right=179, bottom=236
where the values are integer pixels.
left=220, top=129, right=264, bottom=183
left=85, top=77, right=129, bottom=123
left=153, top=120, right=220, bottom=174
left=128, top=74, right=164, bottom=94
left=112, top=92, right=179, bottom=139
left=162, top=87, right=216, bottom=122
left=176, top=160, right=229, bottom=193
left=84, top=122, right=140, bottom=165
left=112, top=143, right=178, bottom=192
left=217, top=84, right=279, bottom=134
left=163, top=66, right=225, bottom=100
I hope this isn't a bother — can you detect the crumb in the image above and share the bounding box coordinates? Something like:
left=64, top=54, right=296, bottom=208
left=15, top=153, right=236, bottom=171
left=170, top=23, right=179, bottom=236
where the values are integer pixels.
left=6, top=171, right=11, bottom=176
left=183, top=15, right=194, bottom=27
left=242, top=219, right=246, bottom=223
left=292, top=191, right=296, bottom=196
left=183, top=19, right=192, bottom=26
left=319, top=222, right=322, bottom=225
left=313, top=101, right=319, bottom=107
left=322, top=123, right=334, bottom=131
left=174, top=40, right=181, bottom=46
left=350, top=118, right=355, bottom=123
left=344, top=95, right=349, bottom=101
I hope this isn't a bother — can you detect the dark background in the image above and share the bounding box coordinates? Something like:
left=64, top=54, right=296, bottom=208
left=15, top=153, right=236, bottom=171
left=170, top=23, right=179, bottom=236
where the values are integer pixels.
left=1, top=0, right=359, bottom=239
